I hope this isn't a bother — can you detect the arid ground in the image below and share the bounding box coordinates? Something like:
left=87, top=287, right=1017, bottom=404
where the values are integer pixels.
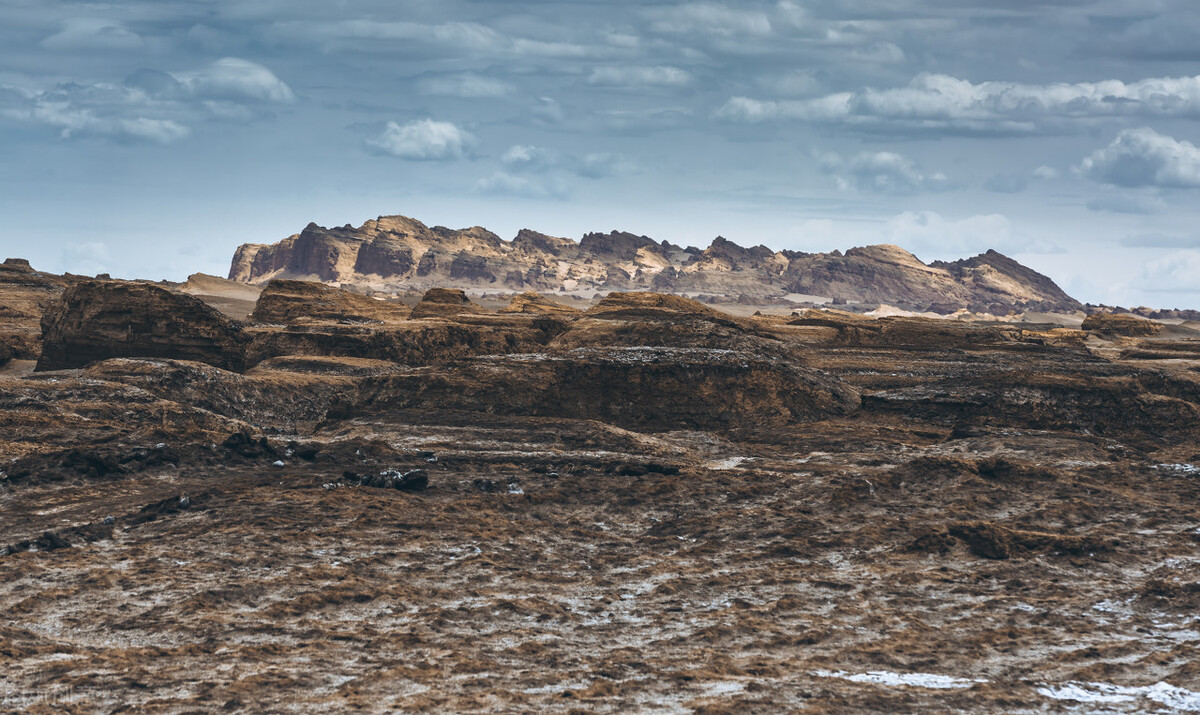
left=3, top=278, right=1200, bottom=713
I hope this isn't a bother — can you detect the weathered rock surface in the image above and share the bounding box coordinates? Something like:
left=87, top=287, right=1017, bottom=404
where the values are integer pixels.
left=0, top=258, right=75, bottom=360
left=409, top=287, right=491, bottom=319
left=500, top=291, right=581, bottom=316
left=1082, top=311, right=1163, bottom=337
left=251, top=279, right=410, bottom=325
left=228, top=213, right=1083, bottom=313
left=365, top=347, right=860, bottom=431
left=37, top=281, right=250, bottom=372
left=6, top=277, right=1200, bottom=713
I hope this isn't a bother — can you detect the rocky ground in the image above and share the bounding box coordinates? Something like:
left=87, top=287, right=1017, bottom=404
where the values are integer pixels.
left=2, top=280, right=1200, bottom=713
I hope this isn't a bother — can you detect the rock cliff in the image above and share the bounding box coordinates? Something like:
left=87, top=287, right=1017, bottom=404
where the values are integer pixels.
left=228, top=214, right=1082, bottom=314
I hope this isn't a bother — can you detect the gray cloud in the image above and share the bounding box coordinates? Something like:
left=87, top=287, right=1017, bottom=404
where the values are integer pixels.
left=718, top=73, right=1200, bottom=134
left=0, top=57, right=292, bottom=143
left=1078, top=128, right=1200, bottom=189
left=367, top=119, right=474, bottom=160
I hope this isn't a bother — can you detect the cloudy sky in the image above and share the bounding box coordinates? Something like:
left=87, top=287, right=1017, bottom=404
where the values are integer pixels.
left=2, top=0, right=1200, bottom=307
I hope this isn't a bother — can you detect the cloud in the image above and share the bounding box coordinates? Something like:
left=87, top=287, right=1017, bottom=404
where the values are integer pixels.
left=1078, top=128, right=1200, bottom=189
left=267, top=20, right=503, bottom=52
left=0, top=57, right=293, bottom=144
left=643, top=3, right=773, bottom=37
left=882, top=211, right=1023, bottom=258
left=501, top=144, right=558, bottom=171
left=586, top=66, right=693, bottom=88
left=1121, top=233, right=1200, bottom=248
left=1085, top=194, right=1168, bottom=214
left=475, top=172, right=567, bottom=199
left=983, top=174, right=1029, bottom=193
left=1, top=81, right=190, bottom=143
left=173, top=58, right=295, bottom=103
left=1033, top=165, right=1058, bottom=180
left=1139, top=250, right=1200, bottom=293
left=849, top=41, right=906, bottom=64
left=42, top=19, right=144, bottom=52
left=717, top=73, right=1200, bottom=134
left=820, top=151, right=950, bottom=194
left=418, top=73, right=512, bottom=98
left=367, top=119, right=474, bottom=160
left=60, top=241, right=112, bottom=275
left=531, top=97, right=566, bottom=125
left=499, top=144, right=633, bottom=178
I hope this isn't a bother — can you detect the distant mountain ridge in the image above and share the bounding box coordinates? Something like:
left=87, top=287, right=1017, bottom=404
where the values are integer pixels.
left=228, top=214, right=1083, bottom=314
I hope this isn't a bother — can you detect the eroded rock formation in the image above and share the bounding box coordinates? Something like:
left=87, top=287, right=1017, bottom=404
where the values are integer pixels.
left=228, top=214, right=1082, bottom=314
left=37, top=281, right=250, bottom=372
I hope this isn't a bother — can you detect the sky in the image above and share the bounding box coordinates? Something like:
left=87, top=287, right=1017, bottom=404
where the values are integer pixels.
left=1, top=1, right=1200, bottom=308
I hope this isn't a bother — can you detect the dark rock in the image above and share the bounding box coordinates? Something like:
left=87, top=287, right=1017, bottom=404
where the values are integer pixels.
left=37, top=281, right=249, bottom=372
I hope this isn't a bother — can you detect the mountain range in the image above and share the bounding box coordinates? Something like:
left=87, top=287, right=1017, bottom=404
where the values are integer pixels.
left=228, top=214, right=1082, bottom=315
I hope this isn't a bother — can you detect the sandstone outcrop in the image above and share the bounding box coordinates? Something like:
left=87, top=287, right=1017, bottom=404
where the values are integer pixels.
left=251, top=279, right=410, bottom=325
left=37, top=281, right=250, bottom=372
left=0, top=258, right=75, bottom=360
left=409, top=288, right=491, bottom=319
left=500, top=291, right=581, bottom=316
left=228, top=213, right=1083, bottom=314
left=1082, top=312, right=1163, bottom=337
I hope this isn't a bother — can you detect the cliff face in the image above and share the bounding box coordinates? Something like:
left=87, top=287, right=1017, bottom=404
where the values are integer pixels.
left=228, top=214, right=1082, bottom=314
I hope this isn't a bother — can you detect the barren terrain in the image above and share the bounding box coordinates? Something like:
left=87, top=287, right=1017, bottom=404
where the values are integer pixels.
left=2, top=276, right=1200, bottom=713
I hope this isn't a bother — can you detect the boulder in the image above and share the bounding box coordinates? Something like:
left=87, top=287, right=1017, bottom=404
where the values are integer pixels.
left=37, top=281, right=250, bottom=372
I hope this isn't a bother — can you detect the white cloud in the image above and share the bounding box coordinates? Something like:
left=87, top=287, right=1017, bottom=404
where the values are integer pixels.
left=1078, top=128, right=1200, bottom=189
left=501, top=144, right=558, bottom=171
left=1033, top=165, right=1058, bottom=180
left=586, top=66, right=693, bottom=88
left=60, top=241, right=112, bottom=275
left=367, top=119, right=473, bottom=160
left=881, top=211, right=1023, bottom=258
left=717, top=73, right=1200, bottom=133
left=499, top=144, right=633, bottom=178
left=983, top=174, right=1028, bottom=193
left=1139, top=250, right=1200, bottom=293
left=850, top=41, right=906, bottom=64
left=0, top=57, right=292, bottom=144
left=475, top=172, right=567, bottom=199
left=173, top=58, right=295, bottom=103
left=643, top=3, right=773, bottom=37
left=268, top=20, right=503, bottom=52
left=1121, top=233, right=1200, bottom=248
left=1085, top=194, right=1168, bottom=215
left=792, top=211, right=1055, bottom=260
left=42, top=19, right=144, bottom=52
left=820, top=151, right=950, bottom=194
left=418, top=73, right=512, bottom=98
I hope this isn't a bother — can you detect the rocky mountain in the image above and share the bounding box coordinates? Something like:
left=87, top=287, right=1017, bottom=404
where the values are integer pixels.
left=228, top=214, right=1082, bottom=314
